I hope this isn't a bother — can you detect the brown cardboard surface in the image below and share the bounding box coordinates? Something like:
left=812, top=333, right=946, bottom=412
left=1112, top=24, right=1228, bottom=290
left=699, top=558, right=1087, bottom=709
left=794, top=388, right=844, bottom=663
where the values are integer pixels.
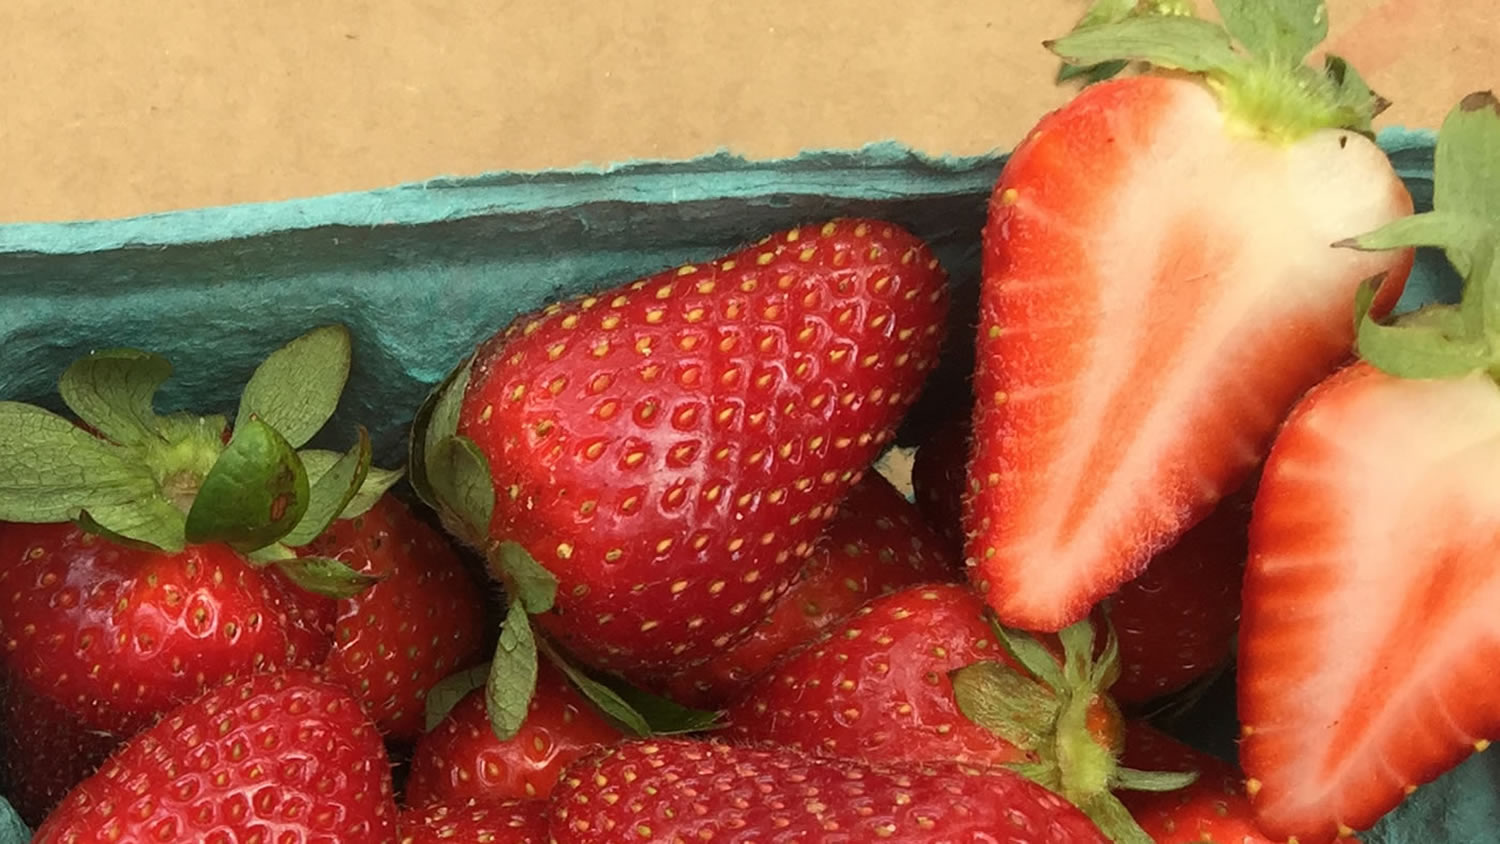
left=2, top=0, right=1495, bottom=224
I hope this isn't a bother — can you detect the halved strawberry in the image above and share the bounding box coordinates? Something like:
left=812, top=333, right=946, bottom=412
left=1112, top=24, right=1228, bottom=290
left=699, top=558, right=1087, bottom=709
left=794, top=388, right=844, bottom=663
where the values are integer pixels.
left=662, top=470, right=959, bottom=707
left=1238, top=92, right=1500, bottom=842
left=964, top=0, right=1415, bottom=632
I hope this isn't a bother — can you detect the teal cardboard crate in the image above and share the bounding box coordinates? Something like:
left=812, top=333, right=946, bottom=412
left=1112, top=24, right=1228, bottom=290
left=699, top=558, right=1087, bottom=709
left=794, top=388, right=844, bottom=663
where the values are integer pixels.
left=0, top=134, right=1486, bottom=843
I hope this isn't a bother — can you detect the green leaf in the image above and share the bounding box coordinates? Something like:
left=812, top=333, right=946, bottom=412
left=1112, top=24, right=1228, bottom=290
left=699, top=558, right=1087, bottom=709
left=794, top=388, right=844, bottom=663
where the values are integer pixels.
left=280, top=429, right=372, bottom=547
left=1056, top=617, right=1098, bottom=689
left=1047, top=16, right=1240, bottom=75
left=275, top=555, right=383, bottom=599
left=1434, top=91, right=1500, bottom=227
left=989, top=619, right=1068, bottom=691
left=1352, top=278, right=1494, bottom=380
left=78, top=498, right=188, bottom=552
left=1324, top=54, right=1388, bottom=126
left=57, top=349, right=171, bottom=447
left=424, top=663, right=491, bottom=732
left=1112, top=766, right=1200, bottom=791
left=536, top=637, right=652, bottom=738
left=1077, top=792, right=1156, bottom=844
left=493, top=540, right=558, bottom=614
left=950, top=661, right=1057, bottom=750
left=595, top=676, right=723, bottom=735
left=299, top=449, right=403, bottom=519
left=1215, top=0, right=1326, bottom=66
left=1338, top=211, right=1490, bottom=277
left=0, top=402, right=155, bottom=522
left=428, top=435, right=496, bottom=547
left=234, top=324, right=352, bottom=449
left=409, top=355, right=474, bottom=512
left=1054, top=0, right=1197, bottom=84
left=246, top=542, right=297, bottom=565
left=486, top=598, right=540, bottom=741
left=184, top=418, right=309, bottom=551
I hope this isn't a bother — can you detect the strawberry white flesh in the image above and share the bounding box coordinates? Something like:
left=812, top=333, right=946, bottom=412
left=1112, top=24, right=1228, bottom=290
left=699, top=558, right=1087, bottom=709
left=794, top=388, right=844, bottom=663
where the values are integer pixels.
left=1239, top=362, right=1500, bottom=842
left=969, top=75, right=1414, bottom=631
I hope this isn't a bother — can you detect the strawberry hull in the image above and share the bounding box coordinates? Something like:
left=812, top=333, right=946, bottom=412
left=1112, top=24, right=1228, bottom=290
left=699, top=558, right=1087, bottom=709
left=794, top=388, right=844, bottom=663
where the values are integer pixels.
left=0, top=138, right=1476, bottom=842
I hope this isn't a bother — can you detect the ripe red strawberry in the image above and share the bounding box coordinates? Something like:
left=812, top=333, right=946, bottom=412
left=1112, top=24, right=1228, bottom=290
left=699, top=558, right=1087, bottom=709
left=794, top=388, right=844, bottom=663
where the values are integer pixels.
left=32, top=669, right=398, bottom=843
left=0, top=326, right=403, bottom=823
left=1237, top=91, right=1500, bottom=843
left=721, top=582, right=1186, bottom=840
left=963, top=0, right=1415, bottom=632
left=0, top=526, right=332, bottom=824
left=398, top=797, right=547, bottom=844
left=547, top=737, right=1111, bottom=842
left=304, top=494, right=491, bottom=743
left=911, top=415, right=1250, bottom=706
left=1118, top=722, right=1360, bottom=843
left=419, top=218, right=950, bottom=691
left=1106, top=482, right=1251, bottom=706
left=405, top=661, right=623, bottom=807
left=662, top=470, right=959, bottom=707
left=909, top=410, right=970, bottom=555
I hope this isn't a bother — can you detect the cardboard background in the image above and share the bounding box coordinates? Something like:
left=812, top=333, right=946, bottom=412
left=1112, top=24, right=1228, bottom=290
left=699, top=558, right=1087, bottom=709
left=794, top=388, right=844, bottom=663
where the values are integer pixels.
left=3, top=0, right=1494, bottom=223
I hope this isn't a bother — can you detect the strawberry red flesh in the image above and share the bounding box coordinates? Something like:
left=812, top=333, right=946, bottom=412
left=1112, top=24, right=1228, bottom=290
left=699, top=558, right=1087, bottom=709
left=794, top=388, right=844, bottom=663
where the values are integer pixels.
left=1239, top=362, right=1500, bottom=841
left=967, top=75, right=1414, bottom=631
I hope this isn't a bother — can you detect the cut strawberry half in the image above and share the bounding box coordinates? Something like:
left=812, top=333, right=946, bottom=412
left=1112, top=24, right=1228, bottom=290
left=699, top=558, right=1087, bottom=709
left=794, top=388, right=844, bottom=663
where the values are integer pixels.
left=1239, top=91, right=1500, bottom=842
left=964, top=0, right=1415, bottom=631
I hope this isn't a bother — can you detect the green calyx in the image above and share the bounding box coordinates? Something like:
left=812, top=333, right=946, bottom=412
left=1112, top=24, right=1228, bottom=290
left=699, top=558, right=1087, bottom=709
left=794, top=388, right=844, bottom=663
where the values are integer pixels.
left=952, top=616, right=1196, bottom=844
left=0, top=324, right=403, bottom=599
left=1337, top=91, right=1500, bottom=382
left=1049, top=0, right=1387, bottom=141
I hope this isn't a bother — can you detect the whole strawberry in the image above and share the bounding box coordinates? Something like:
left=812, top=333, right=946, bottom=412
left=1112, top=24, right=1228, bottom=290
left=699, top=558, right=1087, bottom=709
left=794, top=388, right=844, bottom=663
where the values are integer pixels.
left=398, top=797, right=547, bottom=844
left=720, top=582, right=1181, bottom=840
left=305, top=493, right=491, bottom=743
left=547, top=737, right=1110, bottom=842
left=414, top=218, right=950, bottom=734
left=0, top=326, right=400, bottom=824
left=405, top=661, right=623, bottom=806
left=31, top=669, right=398, bottom=843
left=664, top=470, right=959, bottom=707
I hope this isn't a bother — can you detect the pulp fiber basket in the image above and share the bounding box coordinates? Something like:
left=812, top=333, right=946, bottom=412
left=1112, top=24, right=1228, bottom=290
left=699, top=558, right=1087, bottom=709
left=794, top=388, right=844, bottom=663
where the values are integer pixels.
left=0, top=134, right=1482, bottom=844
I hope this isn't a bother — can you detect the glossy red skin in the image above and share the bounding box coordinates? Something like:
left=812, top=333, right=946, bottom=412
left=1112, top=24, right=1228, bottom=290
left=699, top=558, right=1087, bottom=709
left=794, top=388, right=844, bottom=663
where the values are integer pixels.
left=456, top=219, right=950, bottom=681
left=33, top=669, right=398, bottom=844
left=0, top=523, right=332, bottom=824
left=1107, top=484, right=1250, bottom=705
left=965, top=75, right=1415, bottom=632
left=398, top=797, right=548, bottom=844
left=405, top=662, right=623, bottom=806
left=909, top=410, right=970, bottom=557
left=663, top=471, right=960, bottom=707
left=550, top=738, right=1108, bottom=842
left=724, top=583, right=1065, bottom=768
left=304, top=495, right=490, bottom=743
left=1119, top=722, right=1360, bottom=844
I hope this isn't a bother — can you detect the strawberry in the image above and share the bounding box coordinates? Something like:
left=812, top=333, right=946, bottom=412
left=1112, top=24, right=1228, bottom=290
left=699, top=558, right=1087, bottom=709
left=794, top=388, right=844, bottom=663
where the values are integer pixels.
left=546, top=737, right=1111, bottom=842
left=909, top=410, right=970, bottom=555
left=1106, top=481, right=1251, bottom=706
left=304, top=493, right=491, bottom=743
left=405, top=661, right=623, bottom=806
left=721, top=583, right=1189, bottom=840
left=413, top=218, right=949, bottom=735
left=662, top=470, right=959, bottom=708
left=0, top=326, right=401, bottom=823
left=911, top=414, right=1250, bottom=707
left=398, top=797, right=547, bottom=844
left=1117, top=721, right=1358, bottom=843
left=963, top=0, right=1415, bottom=632
left=31, top=669, right=398, bottom=843
left=1237, top=92, right=1500, bottom=842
